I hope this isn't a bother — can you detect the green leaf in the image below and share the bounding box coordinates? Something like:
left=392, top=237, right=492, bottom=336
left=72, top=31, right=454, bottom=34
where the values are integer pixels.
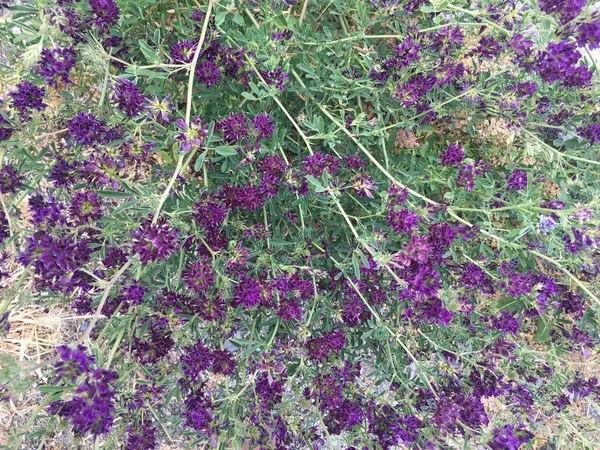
left=138, top=40, right=160, bottom=64
left=214, top=146, right=238, bottom=157
left=497, top=296, right=525, bottom=312
left=533, top=316, right=551, bottom=343
left=215, top=10, right=228, bottom=27
left=194, top=151, right=207, bottom=172
left=233, top=13, right=245, bottom=26
left=241, top=92, right=257, bottom=100
left=96, top=190, right=133, bottom=199
left=306, top=175, right=327, bottom=192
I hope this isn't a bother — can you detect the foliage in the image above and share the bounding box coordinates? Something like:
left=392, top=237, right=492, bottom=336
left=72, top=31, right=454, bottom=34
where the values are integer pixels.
left=1, top=0, right=600, bottom=448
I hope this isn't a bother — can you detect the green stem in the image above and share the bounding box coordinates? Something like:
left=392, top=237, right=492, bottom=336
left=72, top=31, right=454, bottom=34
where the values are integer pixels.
left=99, top=61, right=110, bottom=108
left=83, top=259, right=134, bottom=342
left=523, top=129, right=600, bottom=167
left=152, top=2, right=213, bottom=224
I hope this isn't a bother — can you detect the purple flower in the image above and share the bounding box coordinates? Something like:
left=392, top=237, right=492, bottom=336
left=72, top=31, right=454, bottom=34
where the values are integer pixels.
left=9, top=81, right=46, bottom=120
left=387, top=208, right=419, bottom=234
left=126, top=422, right=157, bottom=450
left=272, top=29, right=293, bottom=41
left=492, top=311, right=521, bottom=335
left=577, top=21, right=600, bottom=50
left=175, top=117, right=208, bottom=152
left=232, top=275, right=264, bottom=308
left=181, top=341, right=214, bottom=382
left=538, top=0, right=585, bottom=24
left=18, top=230, right=91, bottom=292
left=563, top=227, right=593, bottom=254
left=457, top=161, right=487, bottom=191
left=579, top=124, right=600, bottom=144
left=196, top=60, right=222, bottom=87
left=439, top=143, right=464, bottom=167
left=352, top=175, right=377, bottom=198
left=131, top=219, right=179, bottom=264
left=535, top=41, right=591, bottom=88
left=183, top=390, right=213, bottom=433
left=35, top=47, right=77, bottom=87
left=476, top=36, right=502, bottom=59
left=538, top=215, right=557, bottom=234
left=489, top=423, right=534, bottom=450
left=132, top=317, right=173, bottom=364
left=112, top=79, right=147, bottom=118
left=170, top=40, right=196, bottom=64
left=49, top=349, right=118, bottom=438
left=89, top=0, right=120, bottom=30
left=0, top=113, right=12, bottom=142
left=0, top=165, right=23, bottom=194
left=506, top=169, right=527, bottom=190
left=145, top=95, right=173, bottom=124
left=69, top=191, right=102, bottom=224
left=303, top=152, right=340, bottom=177
left=260, top=67, right=289, bottom=91
left=217, top=113, right=248, bottom=144
left=68, top=112, right=108, bottom=146
left=306, top=329, right=345, bottom=362
left=571, top=208, right=594, bottom=221
left=211, top=349, right=236, bottom=375
left=251, top=114, right=274, bottom=141
left=192, top=196, right=228, bottom=231
left=182, top=256, right=214, bottom=294
left=54, top=345, right=95, bottom=382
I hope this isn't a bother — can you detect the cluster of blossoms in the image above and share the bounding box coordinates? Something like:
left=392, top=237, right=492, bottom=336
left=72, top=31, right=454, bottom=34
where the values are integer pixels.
left=1, top=0, right=599, bottom=448
left=49, top=346, right=119, bottom=437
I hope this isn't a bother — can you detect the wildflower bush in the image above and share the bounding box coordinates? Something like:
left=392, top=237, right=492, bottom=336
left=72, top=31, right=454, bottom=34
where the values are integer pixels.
left=1, top=0, right=600, bottom=448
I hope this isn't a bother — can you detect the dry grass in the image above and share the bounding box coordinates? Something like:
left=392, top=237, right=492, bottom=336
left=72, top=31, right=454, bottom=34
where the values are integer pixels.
left=0, top=305, right=89, bottom=448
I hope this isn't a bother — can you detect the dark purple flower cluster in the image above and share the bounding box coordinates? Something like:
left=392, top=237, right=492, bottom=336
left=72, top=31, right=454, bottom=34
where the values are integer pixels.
left=577, top=20, right=600, bottom=50
left=563, top=226, right=594, bottom=255
left=9, top=81, right=46, bottom=120
left=131, top=219, right=179, bottom=264
left=112, top=79, right=147, bottom=118
left=306, top=329, right=345, bottom=362
left=89, top=0, right=120, bottom=31
left=69, top=190, right=102, bottom=224
left=35, top=47, right=77, bottom=86
left=0, top=165, right=22, bottom=194
left=538, top=0, right=585, bottom=24
left=170, top=40, right=196, bottom=63
left=196, top=60, right=222, bottom=87
left=535, top=41, right=592, bottom=88
left=175, top=117, right=208, bottom=152
left=68, top=112, right=117, bottom=146
left=126, top=422, right=157, bottom=450
left=54, top=344, right=95, bottom=382
left=387, top=208, right=419, bottom=234
left=49, top=346, right=118, bottom=437
left=439, top=143, right=464, bottom=167
left=181, top=341, right=236, bottom=381
left=182, top=256, right=214, bottom=294
left=273, top=272, right=314, bottom=321
left=18, top=230, right=91, bottom=292
left=369, top=405, right=423, bottom=449
left=489, top=423, right=534, bottom=449
left=260, top=67, right=289, bottom=91
left=506, top=169, right=528, bottom=190
left=182, top=389, right=213, bottom=434
left=579, top=123, right=600, bottom=144
left=132, top=316, right=174, bottom=364
left=0, top=113, right=12, bottom=142
left=457, top=161, right=487, bottom=191
left=232, top=274, right=266, bottom=308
